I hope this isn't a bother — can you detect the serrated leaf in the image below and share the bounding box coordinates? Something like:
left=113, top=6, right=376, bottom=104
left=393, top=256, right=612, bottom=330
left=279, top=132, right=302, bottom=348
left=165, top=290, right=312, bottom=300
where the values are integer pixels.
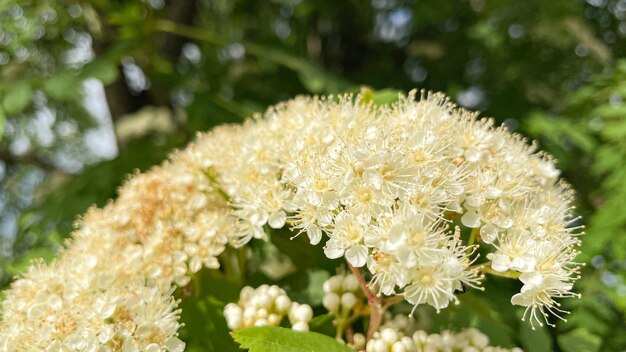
left=232, top=326, right=354, bottom=352
left=2, top=81, right=32, bottom=114
left=557, top=328, right=601, bottom=352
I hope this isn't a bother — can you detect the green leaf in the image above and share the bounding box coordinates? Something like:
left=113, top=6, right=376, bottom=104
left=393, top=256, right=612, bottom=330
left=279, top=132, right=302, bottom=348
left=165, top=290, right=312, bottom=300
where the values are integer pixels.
left=519, top=319, right=552, bottom=352
left=179, top=296, right=239, bottom=352
left=0, top=106, right=5, bottom=141
left=306, top=270, right=330, bottom=306
left=372, top=89, right=402, bottom=106
left=308, top=314, right=336, bottom=337
left=2, top=81, right=32, bottom=114
left=557, top=328, right=602, bottom=352
left=81, top=59, right=118, bottom=84
left=43, top=73, right=81, bottom=101
left=269, top=228, right=335, bottom=271
left=232, top=326, right=354, bottom=352
left=5, top=247, right=58, bottom=277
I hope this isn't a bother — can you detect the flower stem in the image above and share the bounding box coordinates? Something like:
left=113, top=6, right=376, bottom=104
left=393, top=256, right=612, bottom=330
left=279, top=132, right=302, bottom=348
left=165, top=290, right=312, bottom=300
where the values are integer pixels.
left=468, top=227, right=478, bottom=246
left=348, top=263, right=384, bottom=341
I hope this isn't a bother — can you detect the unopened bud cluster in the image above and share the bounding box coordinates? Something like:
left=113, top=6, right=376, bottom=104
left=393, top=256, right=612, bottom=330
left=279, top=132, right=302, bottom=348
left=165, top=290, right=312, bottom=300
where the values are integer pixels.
left=322, top=273, right=363, bottom=316
left=224, top=285, right=313, bottom=332
left=364, top=325, right=522, bottom=352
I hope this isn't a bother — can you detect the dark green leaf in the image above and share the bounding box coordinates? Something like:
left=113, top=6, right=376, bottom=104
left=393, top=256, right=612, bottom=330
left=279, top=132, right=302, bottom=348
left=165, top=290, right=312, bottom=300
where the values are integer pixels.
left=308, top=314, right=336, bottom=337
left=557, top=328, right=602, bottom=352
left=519, top=319, right=552, bottom=352
left=179, top=296, right=239, bottom=352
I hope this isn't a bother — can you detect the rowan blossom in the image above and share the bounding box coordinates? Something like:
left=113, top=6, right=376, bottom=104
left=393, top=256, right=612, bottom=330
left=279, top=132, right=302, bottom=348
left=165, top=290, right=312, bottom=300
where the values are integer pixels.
left=0, top=90, right=582, bottom=349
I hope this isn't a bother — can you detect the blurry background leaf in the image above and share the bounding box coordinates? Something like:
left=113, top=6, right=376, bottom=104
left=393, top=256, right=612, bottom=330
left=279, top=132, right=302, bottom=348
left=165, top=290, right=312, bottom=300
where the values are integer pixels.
left=2, top=81, right=31, bottom=114
left=557, top=328, right=602, bottom=352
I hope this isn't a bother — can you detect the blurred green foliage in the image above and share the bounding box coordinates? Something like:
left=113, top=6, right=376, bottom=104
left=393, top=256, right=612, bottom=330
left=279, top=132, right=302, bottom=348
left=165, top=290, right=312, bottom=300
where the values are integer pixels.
left=1, top=0, right=626, bottom=350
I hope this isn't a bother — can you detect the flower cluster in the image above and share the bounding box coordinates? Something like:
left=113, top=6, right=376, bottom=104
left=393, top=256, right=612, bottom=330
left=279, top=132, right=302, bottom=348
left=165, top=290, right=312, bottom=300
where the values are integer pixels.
left=0, top=90, right=581, bottom=350
left=203, top=91, right=580, bottom=325
left=363, top=325, right=522, bottom=352
left=322, top=273, right=364, bottom=316
left=0, top=144, right=239, bottom=350
left=223, top=285, right=313, bottom=331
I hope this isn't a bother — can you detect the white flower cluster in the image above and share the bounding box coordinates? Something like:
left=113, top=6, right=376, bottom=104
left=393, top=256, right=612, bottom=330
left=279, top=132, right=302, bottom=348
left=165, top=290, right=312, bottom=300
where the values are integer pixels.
left=0, top=144, right=239, bottom=350
left=322, top=273, right=363, bottom=316
left=0, top=90, right=582, bottom=349
left=363, top=325, right=522, bottom=352
left=224, top=285, right=313, bottom=331
left=202, top=91, right=580, bottom=324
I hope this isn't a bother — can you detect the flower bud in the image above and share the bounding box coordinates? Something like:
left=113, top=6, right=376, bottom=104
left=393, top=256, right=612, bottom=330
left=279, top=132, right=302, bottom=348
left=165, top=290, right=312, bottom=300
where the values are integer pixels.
left=400, top=337, right=415, bottom=351
left=323, top=275, right=343, bottom=294
left=366, top=339, right=388, bottom=352
left=226, top=316, right=241, bottom=330
left=322, top=293, right=340, bottom=313
left=267, top=285, right=281, bottom=298
left=240, top=286, right=255, bottom=301
left=274, top=295, right=292, bottom=314
left=267, top=313, right=281, bottom=325
left=256, top=293, right=273, bottom=308
left=353, top=333, right=366, bottom=349
left=243, top=307, right=256, bottom=320
left=255, top=308, right=268, bottom=319
left=291, top=321, right=309, bottom=332
left=342, top=274, right=360, bottom=292
left=340, top=292, right=358, bottom=310
left=391, top=341, right=406, bottom=352
left=254, top=319, right=268, bottom=326
left=381, top=328, right=399, bottom=344
left=290, top=303, right=313, bottom=323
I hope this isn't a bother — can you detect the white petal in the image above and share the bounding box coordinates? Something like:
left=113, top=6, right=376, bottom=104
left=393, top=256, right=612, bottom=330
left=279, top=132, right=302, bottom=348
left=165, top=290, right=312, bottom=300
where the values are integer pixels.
left=323, top=237, right=345, bottom=259
left=466, top=194, right=485, bottom=208
left=461, top=210, right=481, bottom=228
left=165, top=337, right=186, bottom=352
left=145, top=344, right=160, bottom=352
left=511, top=292, right=531, bottom=306
left=363, top=231, right=381, bottom=247
left=363, top=170, right=382, bottom=190
left=307, top=227, right=322, bottom=245
left=388, top=224, right=405, bottom=246
left=519, top=271, right=543, bottom=286
left=479, top=223, right=499, bottom=244
left=268, top=211, right=286, bottom=229
left=123, top=340, right=139, bottom=352
left=488, top=253, right=511, bottom=272
left=485, top=187, right=503, bottom=199
left=345, top=245, right=368, bottom=267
